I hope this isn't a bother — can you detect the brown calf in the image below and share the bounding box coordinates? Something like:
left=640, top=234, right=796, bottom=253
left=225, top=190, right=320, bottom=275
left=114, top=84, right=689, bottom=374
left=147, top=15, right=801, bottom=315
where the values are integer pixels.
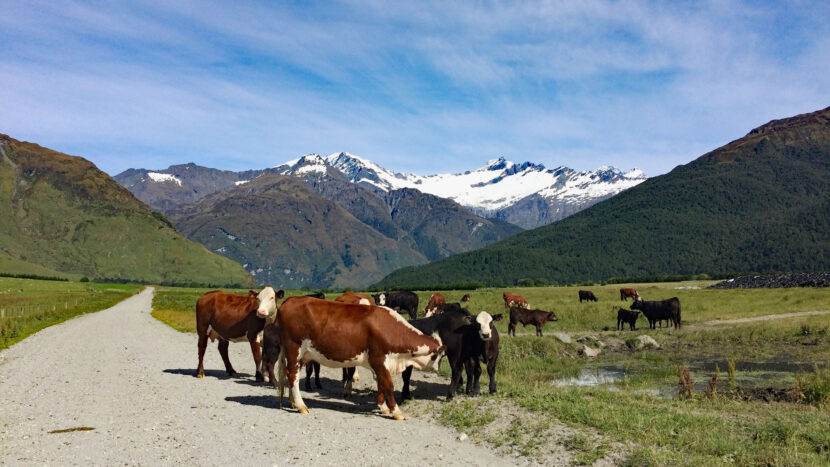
left=508, top=306, right=558, bottom=336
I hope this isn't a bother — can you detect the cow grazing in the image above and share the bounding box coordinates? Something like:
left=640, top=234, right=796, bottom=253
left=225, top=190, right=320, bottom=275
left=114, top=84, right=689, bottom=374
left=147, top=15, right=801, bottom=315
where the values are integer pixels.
left=196, top=286, right=285, bottom=381
left=503, top=292, right=530, bottom=310
left=305, top=291, right=325, bottom=299
left=373, top=291, right=419, bottom=320
left=620, top=288, right=640, bottom=301
left=578, top=290, right=598, bottom=303
left=424, top=302, right=464, bottom=318
left=630, top=297, right=681, bottom=329
left=270, top=297, right=445, bottom=420
left=508, top=307, right=558, bottom=336
left=334, top=291, right=375, bottom=306
left=460, top=293, right=472, bottom=302
left=424, top=292, right=446, bottom=315
left=616, top=308, right=641, bottom=331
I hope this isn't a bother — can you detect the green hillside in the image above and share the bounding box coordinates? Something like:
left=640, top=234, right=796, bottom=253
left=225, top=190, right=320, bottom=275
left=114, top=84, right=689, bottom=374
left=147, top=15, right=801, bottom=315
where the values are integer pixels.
left=377, top=106, right=830, bottom=289
left=0, top=135, right=254, bottom=287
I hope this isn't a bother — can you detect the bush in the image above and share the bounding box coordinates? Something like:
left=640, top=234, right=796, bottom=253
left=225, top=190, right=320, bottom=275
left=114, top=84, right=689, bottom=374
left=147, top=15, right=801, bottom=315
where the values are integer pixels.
left=802, top=364, right=830, bottom=408
left=79, top=277, right=89, bottom=282
left=517, top=278, right=534, bottom=287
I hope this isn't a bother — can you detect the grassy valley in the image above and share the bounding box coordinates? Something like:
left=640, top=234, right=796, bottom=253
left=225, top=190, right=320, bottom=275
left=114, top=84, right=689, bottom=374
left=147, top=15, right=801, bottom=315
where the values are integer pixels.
left=378, top=106, right=830, bottom=289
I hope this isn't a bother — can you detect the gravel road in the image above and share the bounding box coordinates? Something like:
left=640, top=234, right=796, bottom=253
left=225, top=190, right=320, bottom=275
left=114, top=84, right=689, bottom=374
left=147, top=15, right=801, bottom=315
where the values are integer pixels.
left=0, top=288, right=515, bottom=466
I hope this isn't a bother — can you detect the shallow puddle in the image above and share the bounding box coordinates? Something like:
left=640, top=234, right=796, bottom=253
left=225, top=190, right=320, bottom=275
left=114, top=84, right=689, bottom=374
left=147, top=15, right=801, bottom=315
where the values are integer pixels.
left=551, top=367, right=629, bottom=387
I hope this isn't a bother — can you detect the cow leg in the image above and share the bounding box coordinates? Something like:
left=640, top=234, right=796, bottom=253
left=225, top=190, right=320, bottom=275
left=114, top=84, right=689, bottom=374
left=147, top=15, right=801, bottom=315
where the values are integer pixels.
left=266, top=359, right=277, bottom=390
left=342, top=368, right=355, bottom=398
left=508, top=323, right=515, bottom=337
left=487, top=354, right=498, bottom=394
left=401, top=366, right=414, bottom=401
left=304, top=363, right=314, bottom=391
left=277, top=349, right=286, bottom=407
left=447, top=360, right=463, bottom=400
left=284, top=347, right=308, bottom=414
left=217, top=340, right=237, bottom=377
left=313, top=362, right=321, bottom=388
left=248, top=337, right=264, bottom=382
left=536, top=325, right=542, bottom=337
left=465, top=358, right=482, bottom=396
left=197, top=332, right=208, bottom=378
left=372, top=363, right=403, bottom=420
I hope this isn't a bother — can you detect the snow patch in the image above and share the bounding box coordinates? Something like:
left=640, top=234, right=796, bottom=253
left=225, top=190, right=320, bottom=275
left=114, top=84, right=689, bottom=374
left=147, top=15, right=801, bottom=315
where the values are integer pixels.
left=147, top=172, right=182, bottom=186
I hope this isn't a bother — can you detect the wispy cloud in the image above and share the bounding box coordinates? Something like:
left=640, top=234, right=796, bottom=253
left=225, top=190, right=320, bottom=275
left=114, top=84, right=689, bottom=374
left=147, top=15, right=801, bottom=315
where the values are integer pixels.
left=1, top=0, right=827, bottom=176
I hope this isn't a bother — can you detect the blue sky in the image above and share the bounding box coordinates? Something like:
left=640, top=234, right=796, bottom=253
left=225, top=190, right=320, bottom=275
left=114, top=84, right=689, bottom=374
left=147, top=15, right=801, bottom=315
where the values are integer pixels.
left=1, top=1, right=828, bottom=177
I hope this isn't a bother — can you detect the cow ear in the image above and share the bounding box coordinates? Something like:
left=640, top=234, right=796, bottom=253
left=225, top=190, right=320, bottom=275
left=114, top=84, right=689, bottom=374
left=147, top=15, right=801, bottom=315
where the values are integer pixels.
left=276, top=289, right=285, bottom=299
left=492, top=313, right=503, bottom=321
left=249, top=290, right=257, bottom=297
left=463, top=316, right=473, bottom=324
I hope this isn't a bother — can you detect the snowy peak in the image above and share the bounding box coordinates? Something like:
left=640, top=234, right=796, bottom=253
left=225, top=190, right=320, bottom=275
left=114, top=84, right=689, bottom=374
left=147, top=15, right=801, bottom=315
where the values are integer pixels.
left=274, top=152, right=646, bottom=224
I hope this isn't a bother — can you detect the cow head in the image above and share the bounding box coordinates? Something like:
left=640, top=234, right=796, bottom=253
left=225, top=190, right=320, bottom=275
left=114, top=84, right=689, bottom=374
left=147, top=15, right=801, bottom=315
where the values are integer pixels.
left=630, top=298, right=643, bottom=311
left=374, top=293, right=387, bottom=306
left=256, top=286, right=285, bottom=321
left=547, top=311, right=558, bottom=322
left=475, top=311, right=497, bottom=341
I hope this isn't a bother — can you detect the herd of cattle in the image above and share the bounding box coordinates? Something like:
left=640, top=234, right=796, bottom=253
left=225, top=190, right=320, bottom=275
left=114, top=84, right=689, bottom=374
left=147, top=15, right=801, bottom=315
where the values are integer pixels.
left=194, top=287, right=681, bottom=420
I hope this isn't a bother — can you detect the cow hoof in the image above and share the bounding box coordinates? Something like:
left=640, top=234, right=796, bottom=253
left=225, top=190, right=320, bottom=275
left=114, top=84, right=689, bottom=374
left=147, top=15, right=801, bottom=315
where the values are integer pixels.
left=392, top=413, right=405, bottom=421
left=298, top=407, right=310, bottom=414
left=196, top=373, right=204, bottom=379
left=255, top=373, right=264, bottom=382
left=227, top=371, right=238, bottom=378
left=380, top=407, right=390, bottom=415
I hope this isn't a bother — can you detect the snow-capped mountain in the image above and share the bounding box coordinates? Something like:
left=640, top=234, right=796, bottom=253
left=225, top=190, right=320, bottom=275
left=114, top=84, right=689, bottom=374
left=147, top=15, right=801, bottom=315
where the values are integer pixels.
left=277, top=152, right=647, bottom=229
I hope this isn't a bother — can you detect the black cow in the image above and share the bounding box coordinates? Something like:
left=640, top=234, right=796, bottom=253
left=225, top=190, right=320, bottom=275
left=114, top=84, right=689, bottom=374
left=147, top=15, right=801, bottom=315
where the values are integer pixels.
left=630, top=297, right=681, bottom=329
left=401, top=309, right=502, bottom=400
left=508, top=307, right=558, bottom=336
left=425, top=302, right=464, bottom=317
left=373, top=290, right=419, bottom=320
left=616, top=308, right=641, bottom=331
left=304, top=291, right=325, bottom=299
left=578, top=290, right=598, bottom=302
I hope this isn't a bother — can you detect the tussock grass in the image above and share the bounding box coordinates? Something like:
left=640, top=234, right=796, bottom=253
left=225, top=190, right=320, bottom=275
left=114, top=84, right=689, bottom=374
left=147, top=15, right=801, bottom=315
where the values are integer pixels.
left=0, top=277, right=140, bottom=349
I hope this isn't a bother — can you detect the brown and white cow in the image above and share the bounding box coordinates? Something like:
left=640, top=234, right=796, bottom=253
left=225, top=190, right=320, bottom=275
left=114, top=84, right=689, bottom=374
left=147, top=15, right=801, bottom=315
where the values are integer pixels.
left=334, top=291, right=375, bottom=306
left=270, top=296, right=445, bottom=420
left=620, top=288, right=640, bottom=301
left=196, top=286, right=284, bottom=381
left=424, top=292, right=446, bottom=315
left=503, top=292, right=530, bottom=310
left=460, top=293, right=472, bottom=302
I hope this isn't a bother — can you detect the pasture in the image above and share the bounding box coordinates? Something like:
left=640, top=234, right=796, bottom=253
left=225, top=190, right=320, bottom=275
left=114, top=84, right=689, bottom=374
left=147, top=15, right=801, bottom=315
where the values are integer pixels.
left=152, top=282, right=830, bottom=465
left=0, top=277, right=141, bottom=350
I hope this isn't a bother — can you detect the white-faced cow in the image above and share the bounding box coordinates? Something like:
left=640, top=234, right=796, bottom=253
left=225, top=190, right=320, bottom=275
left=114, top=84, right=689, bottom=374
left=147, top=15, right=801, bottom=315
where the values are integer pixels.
left=424, top=292, right=446, bottom=315
left=196, top=286, right=284, bottom=381
left=270, top=296, right=445, bottom=420
left=372, top=291, right=419, bottom=320
left=503, top=292, right=529, bottom=310
left=401, top=309, right=501, bottom=400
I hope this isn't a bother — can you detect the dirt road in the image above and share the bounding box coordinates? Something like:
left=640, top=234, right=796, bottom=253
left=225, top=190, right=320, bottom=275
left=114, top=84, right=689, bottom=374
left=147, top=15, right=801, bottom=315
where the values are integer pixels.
left=0, top=288, right=515, bottom=466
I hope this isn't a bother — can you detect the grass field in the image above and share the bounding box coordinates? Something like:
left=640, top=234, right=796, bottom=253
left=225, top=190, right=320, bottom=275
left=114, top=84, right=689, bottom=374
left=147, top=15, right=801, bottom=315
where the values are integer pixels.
left=152, top=281, right=830, bottom=465
left=0, top=277, right=141, bottom=350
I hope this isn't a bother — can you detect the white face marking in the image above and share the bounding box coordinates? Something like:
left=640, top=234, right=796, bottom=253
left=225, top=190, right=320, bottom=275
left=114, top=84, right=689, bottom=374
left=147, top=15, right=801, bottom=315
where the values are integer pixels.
left=377, top=294, right=386, bottom=306
left=358, top=298, right=370, bottom=306
left=425, top=308, right=435, bottom=318
left=256, top=286, right=277, bottom=320
left=476, top=312, right=494, bottom=340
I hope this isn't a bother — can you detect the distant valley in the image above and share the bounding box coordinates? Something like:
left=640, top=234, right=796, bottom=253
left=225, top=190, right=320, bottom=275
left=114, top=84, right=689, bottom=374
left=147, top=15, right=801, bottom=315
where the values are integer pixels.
left=115, top=155, right=644, bottom=287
